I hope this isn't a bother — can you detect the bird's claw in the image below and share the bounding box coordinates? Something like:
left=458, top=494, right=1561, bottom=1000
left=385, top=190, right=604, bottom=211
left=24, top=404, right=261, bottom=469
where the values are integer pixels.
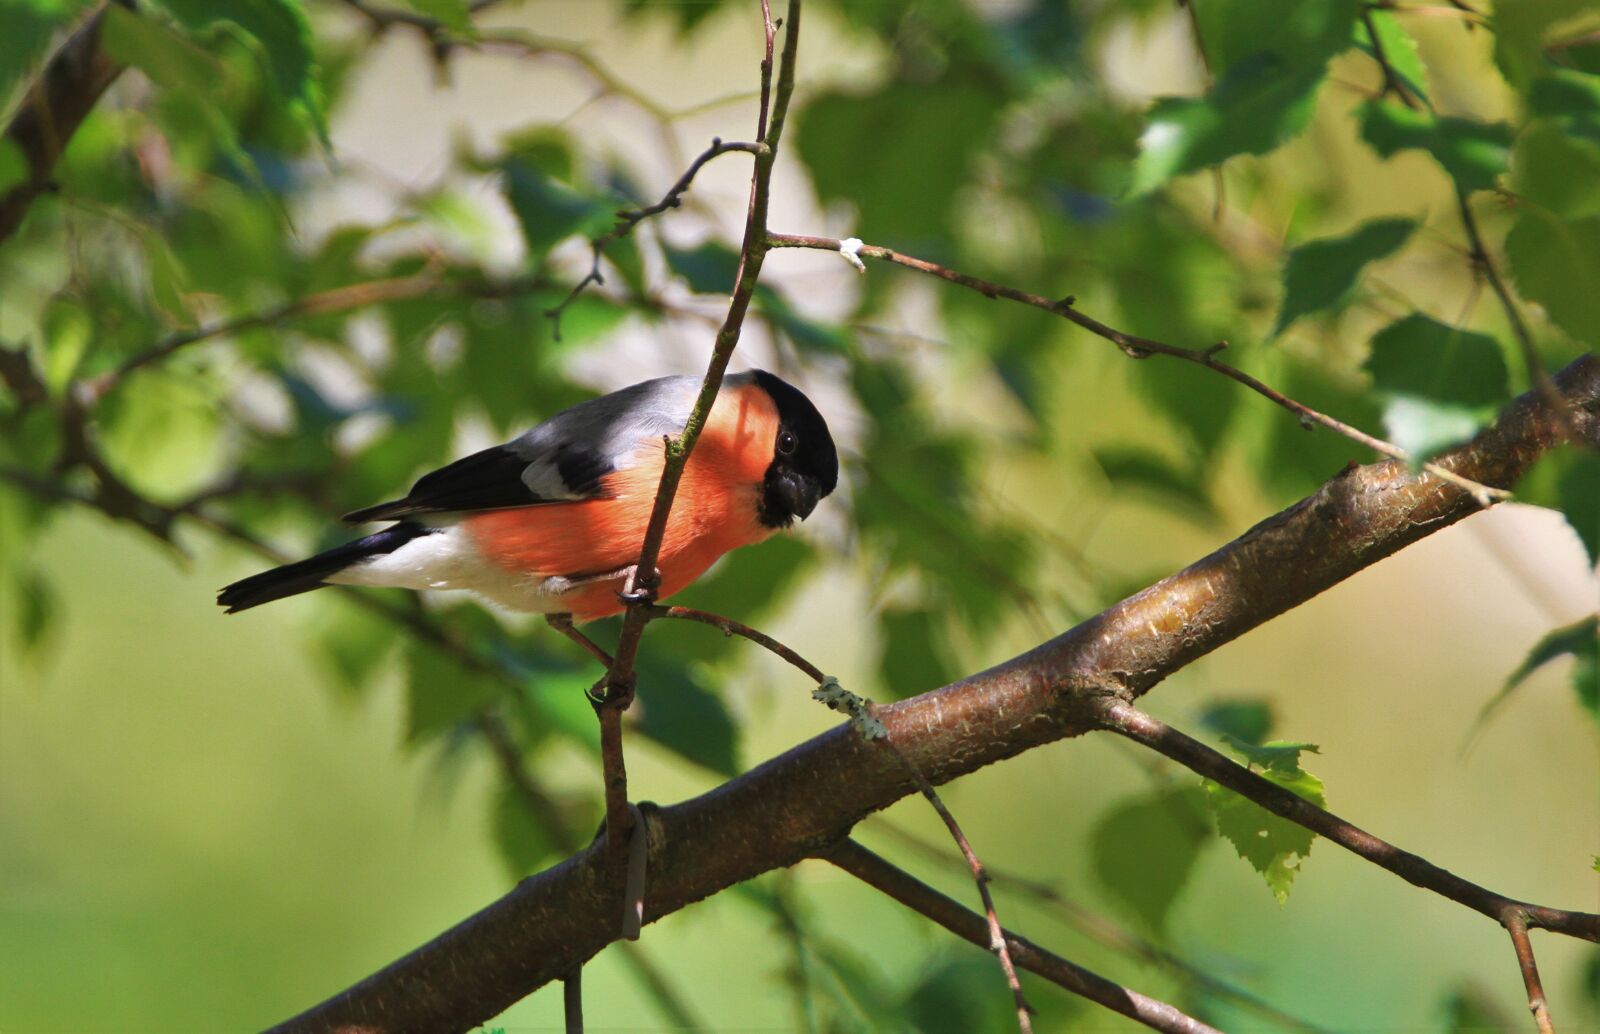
left=616, top=565, right=661, bottom=607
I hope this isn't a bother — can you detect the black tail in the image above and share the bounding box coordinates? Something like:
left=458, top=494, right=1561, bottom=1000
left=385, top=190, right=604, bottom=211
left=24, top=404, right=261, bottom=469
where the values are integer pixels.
left=217, top=523, right=433, bottom=614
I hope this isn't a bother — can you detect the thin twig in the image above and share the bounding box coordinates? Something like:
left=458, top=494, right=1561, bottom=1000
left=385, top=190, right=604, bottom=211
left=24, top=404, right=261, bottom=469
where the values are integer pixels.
left=602, top=1, right=803, bottom=719
left=644, top=604, right=1032, bottom=1031
left=764, top=232, right=1509, bottom=506
left=871, top=821, right=1331, bottom=1032
left=96, top=271, right=545, bottom=395
left=826, top=840, right=1222, bottom=1034
left=1096, top=701, right=1600, bottom=941
left=562, top=967, right=583, bottom=1034
left=1504, top=911, right=1557, bottom=1034
left=544, top=138, right=767, bottom=335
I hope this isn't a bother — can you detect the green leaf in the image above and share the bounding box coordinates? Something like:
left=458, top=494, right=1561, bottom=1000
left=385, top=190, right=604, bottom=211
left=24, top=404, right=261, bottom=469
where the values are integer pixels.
left=0, top=1, right=92, bottom=111
left=502, top=158, right=606, bottom=263
left=1091, top=786, right=1211, bottom=931
left=489, top=777, right=596, bottom=879
left=796, top=80, right=998, bottom=249
left=1198, top=699, right=1275, bottom=746
left=1516, top=446, right=1600, bottom=566
left=1358, top=103, right=1513, bottom=194
left=1203, top=739, right=1326, bottom=904
left=314, top=599, right=398, bottom=696
left=1091, top=444, right=1216, bottom=521
left=1364, top=314, right=1510, bottom=460
left=1476, top=615, right=1599, bottom=728
left=1493, top=0, right=1594, bottom=91
left=402, top=0, right=474, bottom=35
left=1353, top=9, right=1430, bottom=108
left=101, top=5, right=217, bottom=95
left=1506, top=209, right=1600, bottom=348
left=0, top=138, right=29, bottom=196
left=1130, top=0, right=1361, bottom=193
left=13, top=567, right=59, bottom=657
left=1513, top=122, right=1600, bottom=220
left=404, top=640, right=500, bottom=744
left=877, top=608, right=960, bottom=700
left=634, top=656, right=740, bottom=775
left=154, top=0, right=328, bottom=146
left=1273, top=218, right=1415, bottom=336
left=663, top=240, right=741, bottom=295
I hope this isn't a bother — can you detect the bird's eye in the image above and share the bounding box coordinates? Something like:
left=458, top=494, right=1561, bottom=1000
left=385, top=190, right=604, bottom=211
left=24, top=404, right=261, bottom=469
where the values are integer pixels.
left=777, top=429, right=797, bottom=456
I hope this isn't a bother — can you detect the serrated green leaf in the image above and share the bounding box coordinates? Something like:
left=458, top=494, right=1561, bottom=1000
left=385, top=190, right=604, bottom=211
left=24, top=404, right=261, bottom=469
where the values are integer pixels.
left=1364, top=314, right=1509, bottom=460
left=1516, top=446, right=1600, bottom=566
left=1353, top=9, right=1430, bottom=108
left=1506, top=209, right=1600, bottom=348
left=1274, top=218, right=1415, bottom=336
left=1130, top=0, right=1360, bottom=193
left=1204, top=739, right=1326, bottom=904
left=1358, top=103, right=1513, bottom=194
left=1091, top=786, right=1211, bottom=931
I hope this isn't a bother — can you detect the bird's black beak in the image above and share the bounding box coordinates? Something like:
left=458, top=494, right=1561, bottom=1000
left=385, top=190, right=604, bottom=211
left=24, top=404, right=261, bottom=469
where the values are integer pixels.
left=776, top=470, right=821, bottom=521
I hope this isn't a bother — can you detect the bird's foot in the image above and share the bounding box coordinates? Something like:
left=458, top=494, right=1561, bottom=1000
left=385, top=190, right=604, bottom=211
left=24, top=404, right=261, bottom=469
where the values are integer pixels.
left=616, top=565, right=661, bottom=607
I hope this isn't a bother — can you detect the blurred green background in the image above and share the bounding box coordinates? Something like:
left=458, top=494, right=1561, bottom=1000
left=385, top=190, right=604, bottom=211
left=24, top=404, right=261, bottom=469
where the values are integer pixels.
left=2, top=1, right=1597, bottom=1031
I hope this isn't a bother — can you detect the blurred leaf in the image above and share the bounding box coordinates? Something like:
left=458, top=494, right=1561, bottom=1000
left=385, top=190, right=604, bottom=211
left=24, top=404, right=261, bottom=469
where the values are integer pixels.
left=663, top=240, right=741, bottom=295
left=1091, top=444, right=1215, bottom=521
left=1091, top=786, right=1211, bottom=931
left=634, top=655, right=740, bottom=775
left=13, top=567, right=59, bottom=657
left=762, top=289, right=852, bottom=355
left=1364, top=314, right=1509, bottom=460
left=878, top=607, right=960, bottom=700
left=671, top=535, right=815, bottom=624
left=0, top=138, right=28, bottom=195
left=1513, top=122, right=1600, bottom=220
left=1198, top=699, right=1275, bottom=745
left=1358, top=103, right=1513, bottom=193
left=155, top=0, right=328, bottom=145
left=1492, top=0, right=1593, bottom=90
left=1131, top=0, right=1360, bottom=193
left=1441, top=982, right=1515, bottom=1032
left=503, top=158, right=607, bottom=263
left=489, top=777, right=596, bottom=879
left=314, top=599, right=398, bottom=696
left=405, top=640, right=500, bottom=744
left=1203, top=739, right=1325, bottom=904
left=902, top=952, right=1032, bottom=1034
left=1273, top=218, right=1415, bottom=336
left=1353, top=9, right=1430, bottom=108
left=1473, top=615, right=1599, bottom=730
left=101, top=5, right=216, bottom=94
left=797, top=80, right=998, bottom=250
left=1254, top=356, right=1381, bottom=498
left=402, top=0, right=473, bottom=35
left=1514, top=445, right=1600, bottom=566
left=524, top=667, right=601, bottom=752
left=0, top=1, right=82, bottom=111
left=1506, top=209, right=1600, bottom=348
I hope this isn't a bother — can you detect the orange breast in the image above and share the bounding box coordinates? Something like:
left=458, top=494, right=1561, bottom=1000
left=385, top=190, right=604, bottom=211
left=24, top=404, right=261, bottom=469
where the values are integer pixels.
left=463, top=383, right=780, bottom=620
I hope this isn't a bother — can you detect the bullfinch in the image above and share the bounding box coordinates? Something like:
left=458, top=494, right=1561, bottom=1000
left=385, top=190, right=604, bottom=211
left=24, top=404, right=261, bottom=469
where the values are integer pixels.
left=217, top=370, right=837, bottom=621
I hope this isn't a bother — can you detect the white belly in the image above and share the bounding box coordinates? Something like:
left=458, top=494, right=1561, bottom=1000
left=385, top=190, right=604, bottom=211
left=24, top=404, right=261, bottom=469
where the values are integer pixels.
left=327, top=523, right=570, bottom=613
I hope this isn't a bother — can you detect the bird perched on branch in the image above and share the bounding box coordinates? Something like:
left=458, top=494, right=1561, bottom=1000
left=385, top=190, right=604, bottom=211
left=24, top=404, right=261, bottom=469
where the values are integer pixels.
left=217, top=370, right=837, bottom=621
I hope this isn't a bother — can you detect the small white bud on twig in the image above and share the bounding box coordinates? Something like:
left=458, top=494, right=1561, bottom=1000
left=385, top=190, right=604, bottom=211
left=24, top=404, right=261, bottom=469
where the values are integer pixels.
left=838, top=237, right=866, bottom=273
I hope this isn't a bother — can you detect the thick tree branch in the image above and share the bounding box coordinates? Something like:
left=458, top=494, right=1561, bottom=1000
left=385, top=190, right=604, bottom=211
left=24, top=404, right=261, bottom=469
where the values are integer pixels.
left=827, top=840, right=1221, bottom=1034
left=765, top=232, right=1509, bottom=505
left=264, top=356, right=1600, bottom=1032
left=0, top=2, right=129, bottom=246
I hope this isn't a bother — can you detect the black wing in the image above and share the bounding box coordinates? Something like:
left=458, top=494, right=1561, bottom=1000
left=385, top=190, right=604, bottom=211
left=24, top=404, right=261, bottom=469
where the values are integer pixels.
left=341, top=442, right=612, bottom=523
